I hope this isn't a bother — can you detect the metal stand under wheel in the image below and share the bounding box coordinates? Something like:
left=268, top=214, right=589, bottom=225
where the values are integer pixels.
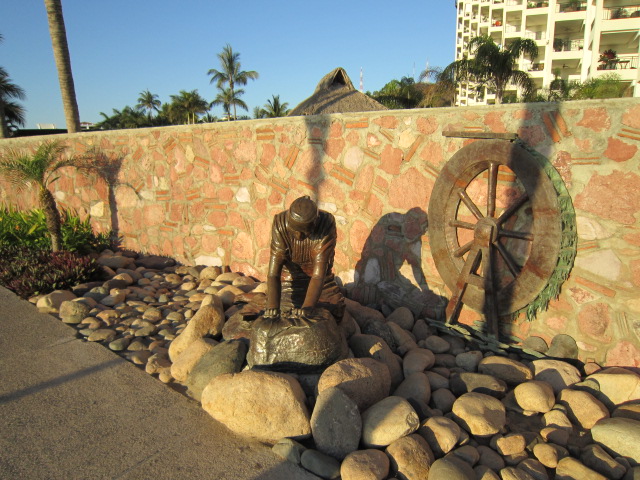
left=428, top=138, right=563, bottom=337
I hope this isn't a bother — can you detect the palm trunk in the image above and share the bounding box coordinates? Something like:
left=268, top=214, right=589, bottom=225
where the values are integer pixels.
left=230, top=83, right=236, bottom=121
left=39, top=187, right=62, bottom=252
left=0, top=100, right=7, bottom=138
left=44, top=0, right=81, bottom=133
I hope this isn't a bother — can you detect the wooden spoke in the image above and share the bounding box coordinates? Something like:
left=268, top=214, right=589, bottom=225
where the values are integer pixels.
left=481, top=246, right=499, bottom=337
left=496, top=193, right=529, bottom=225
left=449, top=220, right=476, bottom=230
left=458, top=189, right=484, bottom=220
left=494, top=241, right=521, bottom=278
left=500, top=229, right=534, bottom=241
left=454, top=240, right=474, bottom=258
left=487, top=162, right=498, bottom=218
left=446, top=247, right=482, bottom=325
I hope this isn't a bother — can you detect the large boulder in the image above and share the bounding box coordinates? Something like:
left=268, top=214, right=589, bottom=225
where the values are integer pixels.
left=513, top=381, right=555, bottom=414
left=531, top=359, right=581, bottom=394
left=340, top=449, right=389, bottom=480
left=428, top=456, right=475, bottom=479
left=419, top=416, right=462, bottom=456
left=201, top=371, right=311, bottom=444
left=478, top=356, right=533, bottom=385
left=168, top=298, right=225, bottom=361
left=452, top=392, right=507, bottom=437
left=558, top=389, right=609, bottom=429
left=349, top=334, right=403, bottom=389
left=317, top=357, right=391, bottom=411
left=361, top=396, right=420, bottom=448
left=184, top=340, right=247, bottom=401
left=58, top=299, right=92, bottom=324
left=591, top=417, right=640, bottom=466
left=555, top=457, right=607, bottom=480
left=310, top=387, right=361, bottom=460
left=386, top=434, right=435, bottom=479
left=36, top=290, right=76, bottom=313
left=586, top=367, right=640, bottom=409
left=170, top=338, right=218, bottom=382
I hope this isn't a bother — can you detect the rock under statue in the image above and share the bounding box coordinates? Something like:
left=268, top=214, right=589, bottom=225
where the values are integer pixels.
left=247, top=196, right=348, bottom=371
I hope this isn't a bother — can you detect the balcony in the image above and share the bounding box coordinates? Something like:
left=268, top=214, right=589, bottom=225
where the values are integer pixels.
left=526, top=1, right=549, bottom=7
left=523, top=30, right=547, bottom=40
left=556, top=1, right=587, bottom=13
left=505, top=24, right=522, bottom=34
left=528, top=62, right=546, bottom=71
left=553, top=38, right=584, bottom=52
left=602, top=4, right=640, bottom=19
left=597, top=54, right=639, bottom=70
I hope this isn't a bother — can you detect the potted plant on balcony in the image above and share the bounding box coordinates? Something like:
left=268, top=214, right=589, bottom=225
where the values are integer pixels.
left=611, top=7, right=628, bottom=19
left=553, top=38, right=565, bottom=52
left=598, top=49, right=618, bottom=70
left=564, top=0, right=582, bottom=12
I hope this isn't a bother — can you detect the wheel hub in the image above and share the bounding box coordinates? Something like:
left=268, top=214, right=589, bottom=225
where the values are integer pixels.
left=474, top=217, right=498, bottom=247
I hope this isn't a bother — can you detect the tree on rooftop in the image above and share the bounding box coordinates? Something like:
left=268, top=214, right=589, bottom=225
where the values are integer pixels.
left=0, top=140, right=89, bottom=251
left=44, top=0, right=81, bottom=133
left=439, top=35, right=538, bottom=104
left=207, top=44, right=258, bottom=120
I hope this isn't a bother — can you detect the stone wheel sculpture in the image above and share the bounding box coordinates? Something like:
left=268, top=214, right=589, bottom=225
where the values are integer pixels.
left=428, top=139, right=562, bottom=337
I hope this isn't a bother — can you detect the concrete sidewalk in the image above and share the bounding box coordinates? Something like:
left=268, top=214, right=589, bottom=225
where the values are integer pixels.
left=0, top=287, right=318, bottom=480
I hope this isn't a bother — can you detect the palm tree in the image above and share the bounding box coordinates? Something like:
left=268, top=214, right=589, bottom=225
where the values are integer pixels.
left=136, top=89, right=161, bottom=119
left=418, top=66, right=456, bottom=108
left=169, top=89, right=210, bottom=124
left=0, top=66, right=26, bottom=138
left=207, top=44, right=258, bottom=120
left=262, top=95, right=290, bottom=117
left=0, top=141, right=87, bottom=251
left=253, top=106, right=266, bottom=119
left=211, top=87, right=247, bottom=121
left=44, top=0, right=81, bottom=133
left=439, top=35, right=538, bottom=104
left=3, top=99, right=26, bottom=133
left=369, top=77, right=424, bottom=109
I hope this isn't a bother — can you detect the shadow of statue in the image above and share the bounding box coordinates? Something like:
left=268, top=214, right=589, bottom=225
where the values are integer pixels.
left=349, top=207, right=447, bottom=320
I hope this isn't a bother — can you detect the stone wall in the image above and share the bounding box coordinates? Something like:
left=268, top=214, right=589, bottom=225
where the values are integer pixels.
left=2, top=98, right=639, bottom=367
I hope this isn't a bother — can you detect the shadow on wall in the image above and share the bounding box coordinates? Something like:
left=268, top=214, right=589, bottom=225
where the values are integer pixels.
left=85, top=149, right=138, bottom=248
left=347, top=207, right=447, bottom=320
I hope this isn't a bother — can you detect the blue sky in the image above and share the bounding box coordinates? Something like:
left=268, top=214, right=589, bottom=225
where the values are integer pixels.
left=1, top=1, right=457, bottom=129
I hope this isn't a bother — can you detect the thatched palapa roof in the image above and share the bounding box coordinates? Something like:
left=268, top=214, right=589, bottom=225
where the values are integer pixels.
left=288, top=67, right=387, bottom=116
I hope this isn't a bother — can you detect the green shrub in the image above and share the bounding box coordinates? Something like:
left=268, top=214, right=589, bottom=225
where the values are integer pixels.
left=0, top=204, right=113, bottom=254
left=0, top=245, right=105, bottom=298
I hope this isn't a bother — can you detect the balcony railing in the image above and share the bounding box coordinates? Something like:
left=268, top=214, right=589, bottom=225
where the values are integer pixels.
left=506, top=0, right=522, bottom=6
left=523, top=30, right=547, bottom=40
left=602, top=5, right=640, bottom=19
left=598, top=55, right=639, bottom=70
left=526, top=1, right=549, bottom=7
left=556, top=1, right=586, bottom=13
left=505, top=24, right=521, bottom=33
left=528, top=62, right=545, bottom=71
left=553, top=38, right=584, bottom=51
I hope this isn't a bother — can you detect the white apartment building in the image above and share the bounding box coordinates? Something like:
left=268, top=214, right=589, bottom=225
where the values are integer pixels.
left=455, top=0, right=640, bottom=105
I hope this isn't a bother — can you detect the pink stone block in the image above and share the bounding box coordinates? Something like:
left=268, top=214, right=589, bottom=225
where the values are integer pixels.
left=577, top=108, right=611, bottom=132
